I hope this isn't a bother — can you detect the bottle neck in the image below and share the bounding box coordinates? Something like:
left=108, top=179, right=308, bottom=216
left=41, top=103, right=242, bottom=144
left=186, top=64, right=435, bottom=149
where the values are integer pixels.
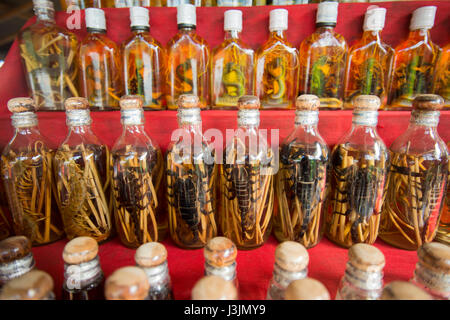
left=35, top=7, right=55, bottom=23
left=316, top=25, right=335, bottom=33
left=205, top=262, right=237, bottom=282
left=408, top=28, right=431, bottom=42
left=344, top=262, right=383, bottom=291
left=409, top=110, right=440, bottom=128
left=414, top=262, right=450, bottom=296
left=0, top=253, right=35, bottom=285
left=139, top=261, right=171, bottom=288
left=272, top=262, right=307, bottom=289
left=178, top=25, right=196, bottom=34
left=362, top=30, right=382, bottom=42
left=64, top=256, right=103, bottom=291
left=87, top=28, right=106, bottom=35
left=224, top=30, right=240, bottom=40
left=237, top=109, right=260, bottom=129
left=12, top=112, right=38, bottom=130
left=269, top=30, right=285, bottom=40
left=68, top=125, right=93, bottom=136
left=352, top=110, right=379, bottom=127
left=121, top=109, right=144, bottom=127
left=295, top=110, right=319, bottom=128
left=132, top=26, right=150, bottom=34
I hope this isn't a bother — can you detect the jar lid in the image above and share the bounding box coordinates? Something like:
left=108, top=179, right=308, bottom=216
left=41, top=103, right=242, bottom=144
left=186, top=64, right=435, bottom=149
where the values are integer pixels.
left=275, top=241, right=309, bottom=272
left=0, top=270, right=53, bottom=300
left=204, top=237, right=237, bottom=268
left=224, top=10, right=242, bottom=32
left=33, top=0, right=54, bottom=11
left=348, top=243, right=385, bottom=272
left=120, top=95, right=144, bottom=110
left=285, top=278, right=330, bottom=300
left=63, top=236, right=99, bottom=265
left=135, top=242, right=168, bottom=268
left=7, top=97, right=36, bottom=113
left=316, top=1, right=338, bottom=25
left=363, top=6, right=386, bottom=32
left=296, top=94, right=320, bottom=111
left=130, top=6, right=149, bottom=28
left=237, top=95, right=260, bottom=110
left=380, top=281, right=433, bottom=300
left=269, top=8, right=288, bottom=32
left=178, top=94, right=199, bottom=109
left=417, top=242, right=450, bottom=274
left=191, top=275, right=238, bottom=300
left=410, top=6, right=436, bottom=31
left=85, top=8, right=106, bottom=30
left=0, top=236, right=32, bottom=264
left=412, top=94, right=444, bottom=111
left=105, top=266, right=149, bottom=300
left=352, top=95, right=380, bottom=111
left=177, top=4, right=196, bottom=26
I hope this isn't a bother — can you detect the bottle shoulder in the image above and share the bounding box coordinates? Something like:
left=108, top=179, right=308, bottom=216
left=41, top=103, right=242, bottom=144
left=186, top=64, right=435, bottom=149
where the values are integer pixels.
left=81, top=33, right=118, bottom=51
left=213, top=39, right=254, bottom=57
left=167, top=32, right=209, bottom=51
left=349, top=38, right=394, bottom=56
left=257, top=38, right=298, bottom=57
left=394, top=37, right=440, bottom=55
left=19, top=22, right=78, bottom=44
left=123, top=33, right=164, bottom=52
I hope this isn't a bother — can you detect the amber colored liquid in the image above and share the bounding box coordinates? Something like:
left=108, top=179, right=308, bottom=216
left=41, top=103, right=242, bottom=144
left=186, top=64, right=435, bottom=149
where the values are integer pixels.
left=433, top=142, right=450, bottom=245
left=433, top=44, right=450, bottom=109
left=343, top=31, right=394, bottom=109
left=79, top=31, right=123, bottom=110
left=299, top=26, right=347, bottom=110
left=256, top=31, right=299, bottom=110
left=62, top=277, right=105, bottom=300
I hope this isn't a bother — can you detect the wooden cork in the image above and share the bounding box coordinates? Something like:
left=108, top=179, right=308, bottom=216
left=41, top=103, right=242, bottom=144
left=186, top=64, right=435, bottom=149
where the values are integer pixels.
left=0, top=270, right=53, bottom=300
left=380, top=281, right=433, bottom=300
left=119, top=95, right=144, bottom=110
left=0, top=236, right=32, bottom=264
left=191, top=275, right=238, bottom=300
left=64, top=97, right=89, bottom=110
left=7, top=97, right=36, bottom=113
left=348, top=243, right=385, bottom=272
left=417, top=242, right=450, bottom=275
left=296, top=94, right=320, bottom=111
left=237, top=95, right=260, bottom=110
left=105, top=266, right=149, bottom=300
left=352, top=95, right=380, bottom=111
left=412, top=94, right=444, bottom=111
left=275, top=241, right=309, bottom=272
left=204, top=237, right=237, bottom=268
left=62, top=236, right=99, bottom=265
left=285, top=278, right=330, bottom=300
left=135, top=242, right=167, bottom=268
left=177, top=94, right=199, bottom=109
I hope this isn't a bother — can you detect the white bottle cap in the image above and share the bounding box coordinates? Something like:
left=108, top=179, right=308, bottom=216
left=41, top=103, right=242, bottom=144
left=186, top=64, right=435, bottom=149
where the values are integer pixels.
left=363, top=6, right=386, bottom=31
left=410, top=6, right=436, bottom=30
left=130, top=6, right=149, bottom=28
left=177, top=4, right=196, bottom=26
left=85, top=8, right=106, bottom=30
left=269, top=9, right=288, bottom=32
left=316, top=1, right=338, bottom=25
left=224, top=10, right=242, bottom=32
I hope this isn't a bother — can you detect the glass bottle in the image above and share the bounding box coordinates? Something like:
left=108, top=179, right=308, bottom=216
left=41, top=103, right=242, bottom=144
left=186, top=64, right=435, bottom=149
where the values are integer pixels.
left=60, top=0, right=102, bottom=10
left=220, top=96, right=274, bottom=249
left=104, top=266, right=149, bottom=300
left=379, top=95, right=449, bottom=250
left=217, top=0, right=251, bottom=6
left=436, top=141, right=450, bottom=245
left=0, top=270, right=55, bottom=300
left=166, top=4, right=210, bottom=110
left=79, top=8, right=123, bottom=110
left=380, top=281, right=433, bottom=300
left=433, top=43, right=450, bottom=110
left=256, top=9, right=299, bottom=110
left=267, top=241, right=309, bottom=300
left=1, top=98, right=63, bottom=246
left=211, top=10, right=254, bottom=110
left=140, top=0, right=167, bottom=6
left=274, top=95, right=328, bottom=248
left=285, top=278, right=330, bottom=300
left=62, top=236, right=104, bottom=300
left=0, top=192, right=11, bottom=241
left=389, top=6, right=441, bottom=110
left=0, top=236, right=35, bottom=287
left=123, top=7, right=166, bottom=110
left=18, top=0, right=79, bottom=111
left=135, top=242, right=173, bottom=300
left=204, top=237, right=238, bottom=289
left=324, top=95, right=388, bottom=248
left=335, top=243, right=385, bottom=300
left=343, top=6, right=394, bottom=109
left=191, top=275, right=238, bottom=300
left=167, top=0, right=200, bottom=6
left=166, top=94, right=217, bottom=248
left=298, top=1, right=347, bottom=110
left=54, top=98, right=112, bottom=242
left=111, top=96, right=167, bottom=248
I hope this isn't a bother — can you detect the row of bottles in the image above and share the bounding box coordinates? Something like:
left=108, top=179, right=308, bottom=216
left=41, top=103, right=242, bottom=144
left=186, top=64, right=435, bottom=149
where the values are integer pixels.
left=19, top=2, right=450, bottom=111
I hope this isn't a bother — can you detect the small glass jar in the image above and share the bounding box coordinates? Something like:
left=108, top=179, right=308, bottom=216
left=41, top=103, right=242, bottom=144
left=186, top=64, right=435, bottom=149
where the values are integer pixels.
left=411, top=242, right=450, bottom=300
left=135, top=242, right=173, bottom=300
left=285, top=278, right=330, bottom=300
left=380, top=281, right=433, bottom=300
left=104, top=266, right=149, bottom=300
left=191, top=275, right=238, bottom=300
left=0, top=236, right=35, bottom=287
left=0, top=270, right=55, bottom=300
left=204, top=237, right=238, bottom=289
left=335, top=243, right=385, bottom=300
left=62, top=236, right=104, bottom=300
left=266, top=241, right=309, bottom=300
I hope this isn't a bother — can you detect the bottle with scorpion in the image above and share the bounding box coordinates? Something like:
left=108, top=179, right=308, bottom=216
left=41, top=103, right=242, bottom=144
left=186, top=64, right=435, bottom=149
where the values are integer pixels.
left=389, top=6, right=441, bottom=110
left=343, top=6, right=394, bottom=110
left=0, top=236, right=35, bottom=288
left=211, top=10, right=254, bottom=110
left=166, top=94, right=217, bottom=249
left=219, top=95, right=274, bottom=249
left=324, top=95, right=389, bottom=248
left=298, top=1, right=347, bottom=110
left=379, top=94, right=449, bottom=250
left=18, top=0, right=79, bottom=111
left=111, top=96, right=166, bottom=248
left=0, top=187, right=12, bottom=241
left=54, top=97, right=112, bottom=242
left=436, top=141, right=450, bottom=245
left=433, top=43, right=450, bottom=110
left=79, top=8, right=123, bottom=110
left=274, top=94, right=328, bottom=248
left=255, top=9, right=299, bottom=110
left=166, top=4, right=210, bottom=110
left=123, top=7, right=166, bottom=110
left=1, top=98, right=63, bottom=246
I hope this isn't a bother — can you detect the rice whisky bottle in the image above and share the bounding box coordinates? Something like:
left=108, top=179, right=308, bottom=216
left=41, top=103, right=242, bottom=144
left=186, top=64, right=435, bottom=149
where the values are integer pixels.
left=433, top=43, right=449, bottom=109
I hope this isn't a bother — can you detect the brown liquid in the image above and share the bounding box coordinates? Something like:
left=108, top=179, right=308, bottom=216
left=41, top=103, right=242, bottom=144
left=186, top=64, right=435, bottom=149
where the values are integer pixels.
left=62, top=276, right=105, bottom=300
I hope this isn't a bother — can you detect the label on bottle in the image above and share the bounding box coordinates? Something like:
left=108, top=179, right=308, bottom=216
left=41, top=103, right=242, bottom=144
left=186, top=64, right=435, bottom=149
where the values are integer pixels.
left=217, top=0, right=252, bottom=7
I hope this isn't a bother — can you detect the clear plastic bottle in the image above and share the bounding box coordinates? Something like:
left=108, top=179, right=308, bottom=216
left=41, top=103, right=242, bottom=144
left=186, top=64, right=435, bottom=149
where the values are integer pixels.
left=285, top=278, right=330, bottom=300
left=274, top=95, right=328, bottom=248
left=380, top=281, right=433, bottom=300
left=191, top=275, right=238, bottom=300
left=204, top=237, right=238, bottom=289
left=0, top=270, right=55, bottom=300
left=0, top=236, right=35, bottom=287
left=104, top=266, right=149, bottom=300
left=335, top=243, right=385, bottom=300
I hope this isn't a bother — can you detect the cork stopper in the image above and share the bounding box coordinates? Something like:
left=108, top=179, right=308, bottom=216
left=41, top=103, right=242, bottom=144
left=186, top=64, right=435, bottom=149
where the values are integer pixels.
left=352, top=95, right=380, bottom=111
left=417, top=242, right=450, bottom=274
left=135, top=242, right=168, bottom=268
left=380, top=281, right=433, bottom=300
left=412, top=94, right=444, bottom=111
left=177, top=94, right=199, bottom=109
left=62, top=236, right=99, bottom=265
left=285, top=278, right=330, bottom=300
left=204, top=237, right=237, bottom=268
left=105, top=266, right=149, bottom=300
left=296, top=94, right=320, bottom=111
left=7, top=97, right=36, bottom=113
left=275, top=241, right=309, bottom=272
left=0, top=236, right=32, bottom=264
left=64, top=97, right=89, bottom=111
left=0, top=270, right=53, bottom=300
left=237, top=95, right=260, bottom=110
left=119, top=95, right=144, bottom=110
left=191, top=275, right=238, bottom=300
left=348, top=243, right=385, bottom=272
